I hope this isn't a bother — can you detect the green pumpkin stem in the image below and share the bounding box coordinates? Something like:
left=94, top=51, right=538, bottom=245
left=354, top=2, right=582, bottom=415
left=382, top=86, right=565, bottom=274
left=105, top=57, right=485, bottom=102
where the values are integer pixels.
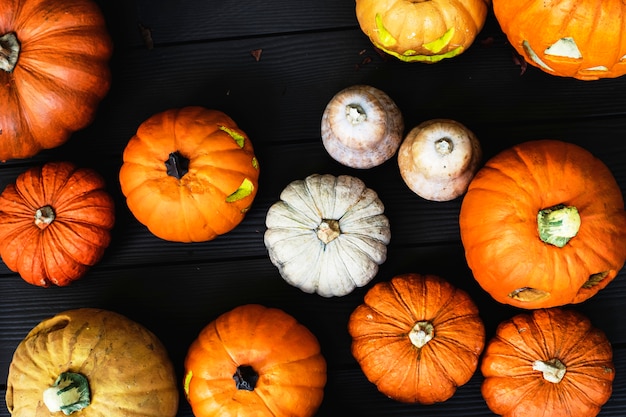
left=233, top=365, right=259, bottom=391
left=0, top=32, right=20, bottom=73
left=537, top=204, right=580, bottom=247
left=165, top=151, right=189, bottom=179
left=43, top=372, right=91, bottom=415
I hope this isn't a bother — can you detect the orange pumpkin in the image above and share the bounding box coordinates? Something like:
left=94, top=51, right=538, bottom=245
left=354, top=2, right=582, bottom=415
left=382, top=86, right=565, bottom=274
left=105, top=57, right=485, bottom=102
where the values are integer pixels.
left=459, top=140, right=626, bottom=309
left=355, top=0, right=490, bottom=63
left=481, top=308, right=615, bottom=417
left=183, top=304, right=327, bottom=417
left=0, top=161, right=115, bottom=287
left=348, top=273, right=485, bottom=404
left=119, top=106, right=260, bottom=243
left=493, top=0, right=626, bottom=80
left=0, top=0, right=112, bottom=161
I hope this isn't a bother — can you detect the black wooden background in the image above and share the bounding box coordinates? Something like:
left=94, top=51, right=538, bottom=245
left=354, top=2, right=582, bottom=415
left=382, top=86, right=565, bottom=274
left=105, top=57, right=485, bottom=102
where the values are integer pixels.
left=2, top=1, right=626, bottom=416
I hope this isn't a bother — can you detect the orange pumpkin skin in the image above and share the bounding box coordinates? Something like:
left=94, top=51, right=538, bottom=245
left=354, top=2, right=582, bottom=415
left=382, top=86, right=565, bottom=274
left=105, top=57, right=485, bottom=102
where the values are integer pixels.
left=460, top=140, right=626, bottom=309
left=0, top=0, right=112, bottom=161
left=355, top=0, right=490, bottom=63
left=493, top=0, right=626, bottom=80
left=119, top=107, right=260, bottom=243
left=481, top=308, right=615, bottom=417
left=183, top=304, right=327, bottom=417
left=0, top=161, right=115, bottom=287
left=348, top=273, right=485, bottom=404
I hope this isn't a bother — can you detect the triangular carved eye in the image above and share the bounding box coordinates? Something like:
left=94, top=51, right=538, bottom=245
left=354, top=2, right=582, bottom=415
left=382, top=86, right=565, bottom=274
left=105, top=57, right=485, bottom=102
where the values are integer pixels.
left=545, top=37, right=582, bottom=59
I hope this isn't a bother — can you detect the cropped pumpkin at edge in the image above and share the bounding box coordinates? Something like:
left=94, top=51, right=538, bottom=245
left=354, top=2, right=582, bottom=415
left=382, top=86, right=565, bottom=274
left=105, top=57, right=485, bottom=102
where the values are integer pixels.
left=493, top=0, right=626, bottom=80
left=459, top=139, right=626, bottom=309
left=183, top=304, right=327, bottom=417
left=355, top=0, right=490, bottom=63
left=119, top=106, right=260, bottom=243
left=0, top=0, right=112, bottom=161
left=0, top=161, right=115, bottom=287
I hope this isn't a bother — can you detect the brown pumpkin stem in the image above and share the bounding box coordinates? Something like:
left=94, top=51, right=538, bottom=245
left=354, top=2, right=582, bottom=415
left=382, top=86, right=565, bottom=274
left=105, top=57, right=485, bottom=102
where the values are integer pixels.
left=43, top=372, right=91, bottom=415
left=165, top=151, right=189, bottom=179
left=532, top=358, right=566, bottom=383
left=316, top=219, right=341, bottom=244
left=233, top=365, right=259, bottom=391
left=34, top=205, right=56, bottom=230
left=345, top=104, right=367, bottom=125
left=537, top=204, right=580, bottom=247
left=0, top=32, right=20, bottom=73
left=409, top=321, right=434, bottom=348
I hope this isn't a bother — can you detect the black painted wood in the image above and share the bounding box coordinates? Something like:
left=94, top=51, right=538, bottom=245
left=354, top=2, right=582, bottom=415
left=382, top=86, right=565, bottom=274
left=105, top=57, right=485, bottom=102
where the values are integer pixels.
left=1, top=1, right=626, bottom=416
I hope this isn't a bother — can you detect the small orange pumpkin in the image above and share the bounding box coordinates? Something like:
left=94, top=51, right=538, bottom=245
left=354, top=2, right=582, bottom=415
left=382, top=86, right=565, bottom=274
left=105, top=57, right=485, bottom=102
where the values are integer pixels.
left=119, top=106, right=260, bottom=243
left=348, top=273, right=485, bottom=404
left=183, top=304, right=327, bottom=417
left=493, top=0, right=626, bottom=80
left=0, top=0, right=112, bottom=161
left=0, top=161, right=115, bottom=287
left=355, top=0, right=490, bottom=63
left=459, top=140, right=626, bottom=309
left=481, top=308, right=615, bottom=417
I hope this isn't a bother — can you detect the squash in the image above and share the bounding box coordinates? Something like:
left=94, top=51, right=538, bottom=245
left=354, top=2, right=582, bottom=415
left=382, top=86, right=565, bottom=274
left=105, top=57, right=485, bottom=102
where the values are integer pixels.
left=493, top=0, right=626, bottom=80
left=321, top=84, right=404, bottom=169
left=459, top=140, right=626, bottom=309
left=264, top=174, right=391, bottom=297
left=6, top=308, right=179, bottom=417
left=0, top=161, right=115, bottom=287
left=397, top=119, right=482, bottom=201
left=481, top=308, right=615, bottom=417
left=348, top=273, right=485, bottom=404
left=355, top=0, right=490, bottom=63
left=0, top=0, right=112, bottom=161
left=183, top=304, right=326, bottom=417
left=119, top=106, right=260, bottom=243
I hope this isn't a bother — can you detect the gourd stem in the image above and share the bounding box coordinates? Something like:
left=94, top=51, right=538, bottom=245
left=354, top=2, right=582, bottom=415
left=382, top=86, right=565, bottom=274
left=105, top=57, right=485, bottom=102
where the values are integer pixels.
left=532, top=358, right=566, bottom=383
left=409, top=321, right=434, bottom=348
left=0, top=32, right=20, bottom=73
left=345, top=104, right=367, bottom=125
left=43, top=372, right=91, bottom=415
left=537, top=204, right=580, bottom=247
left=316, top=219, right=341, bottom=244
left=435, top=137, right=454, bottom=155
left=165, top=151, right=189, bottom=179
left=233, top=365, right=259, bottom=391
left=34, top=205, right=56, bottom=230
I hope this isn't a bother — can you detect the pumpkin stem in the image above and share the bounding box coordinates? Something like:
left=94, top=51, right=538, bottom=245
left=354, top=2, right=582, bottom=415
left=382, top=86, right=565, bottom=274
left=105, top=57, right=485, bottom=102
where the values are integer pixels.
left=537, top=204, right=581, bottom=247
left=43, top=372, right=91, bottom=415
left=409, top=321, right=434, bottom=348
left=345, top=104, right=367, bottom=125
left=165, top=151, right=189, bottom=179
left=532, top=358, right=566, bottom=383
left=233, top=365, right=259, bottom=391
left=0, top=32, right=20, bottom=73
left=34, top=205, right=56, bottom=230
left=316, top=219, right=341, bottom=244
left=434, top=137, right=454, bottom=155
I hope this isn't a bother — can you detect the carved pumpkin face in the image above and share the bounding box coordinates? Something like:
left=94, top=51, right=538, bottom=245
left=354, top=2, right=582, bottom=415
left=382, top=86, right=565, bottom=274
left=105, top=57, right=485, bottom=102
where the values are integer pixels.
left=493, top=0, right=626, bottom=80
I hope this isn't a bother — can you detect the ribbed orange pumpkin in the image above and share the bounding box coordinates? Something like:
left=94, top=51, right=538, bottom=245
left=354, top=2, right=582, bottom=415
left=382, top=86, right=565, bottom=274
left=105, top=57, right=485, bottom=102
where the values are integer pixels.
left=460, top=140, right=626, bottom=309
left=119, top=107, right=260, bottom=243
left=493, top=0, right=626, bottom=80
left=481, top=308, right=615, bottom=417
left=0, top=161, right=115, bottom=287
left=0, top=0, right=112, bottom=161
left=183, top=304, right=327, bottom=417
left=348, top=273, right=485, bottom=404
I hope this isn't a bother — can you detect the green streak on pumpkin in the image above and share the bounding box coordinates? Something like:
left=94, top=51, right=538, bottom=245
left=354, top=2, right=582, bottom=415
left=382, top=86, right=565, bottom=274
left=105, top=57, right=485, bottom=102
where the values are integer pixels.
left=252, top=157, right=259, bottom=170
left=219, top=126, right=245, bottom=148
left=43, top=372, right=90, bottom=415
left=374, top=13, right=397, bottom=47
left=423, top=27, right=455, bottom=54
left=226, top=178, right=254, bottom=202
left=183, top=371, right=193, bottom=396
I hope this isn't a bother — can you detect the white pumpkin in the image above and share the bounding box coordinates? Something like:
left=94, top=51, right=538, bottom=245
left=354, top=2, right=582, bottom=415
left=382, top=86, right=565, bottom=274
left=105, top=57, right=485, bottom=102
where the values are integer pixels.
left=264, top=174, right=391, bottom=297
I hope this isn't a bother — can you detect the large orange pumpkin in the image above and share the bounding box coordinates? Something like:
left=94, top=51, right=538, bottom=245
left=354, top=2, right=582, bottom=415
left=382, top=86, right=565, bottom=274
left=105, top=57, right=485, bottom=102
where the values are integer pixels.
left=183, top=304, right=327, bottom=417
left=493, top=0, right=626, bottom=80
left=0, top=0, right=112, bottom=161
left=0, top=161, right=115, bottom=287
left=348, top=273, right=485, bottom=404
left=355, top=0, right=490, bottom=63
left=481, top=308, right=615, bottom=417
left=119, top=106, right=260, bottom=243
left=459, top=140, right=626, bottom=309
